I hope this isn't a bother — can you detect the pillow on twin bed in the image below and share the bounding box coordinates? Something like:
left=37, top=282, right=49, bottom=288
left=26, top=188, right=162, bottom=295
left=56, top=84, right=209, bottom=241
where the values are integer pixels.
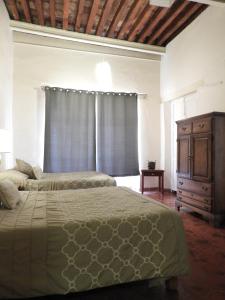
left=0, top=169, right=28, bottom=189
left=16, top=159, right=35, bottom=179
left=0, top=179, right=21, bottom=209
left=32, top=166, right=43, bottom=180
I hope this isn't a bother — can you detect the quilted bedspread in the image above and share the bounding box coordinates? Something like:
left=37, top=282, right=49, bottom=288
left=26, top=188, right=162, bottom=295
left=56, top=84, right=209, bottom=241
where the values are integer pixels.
left=0, top=187, right=189, bottom=298
left=24, top=171, right=116, bottom=191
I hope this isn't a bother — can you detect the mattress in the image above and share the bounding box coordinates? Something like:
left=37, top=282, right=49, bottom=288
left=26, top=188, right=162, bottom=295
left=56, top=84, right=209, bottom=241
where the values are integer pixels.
left=0, top=187, right=189, bottom=298
left=24, top=171, right=116, bottom=191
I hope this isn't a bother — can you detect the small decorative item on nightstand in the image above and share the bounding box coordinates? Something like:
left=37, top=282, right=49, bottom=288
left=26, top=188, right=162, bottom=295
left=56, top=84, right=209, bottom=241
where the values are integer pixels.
left=148, top=161, right=156, bottom=170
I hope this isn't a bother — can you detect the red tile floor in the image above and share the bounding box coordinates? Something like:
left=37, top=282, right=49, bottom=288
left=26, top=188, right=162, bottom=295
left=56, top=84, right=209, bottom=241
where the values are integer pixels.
left=148, top=190, right=225, bottom=300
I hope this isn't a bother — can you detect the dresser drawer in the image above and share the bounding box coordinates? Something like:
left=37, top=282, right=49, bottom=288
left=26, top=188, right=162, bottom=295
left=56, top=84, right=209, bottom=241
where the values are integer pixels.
left=192, top=117, right=212, bottom=133
left=177, top=189, right=212, bottom=205
left=177, top=195, right=211, bottom=212
left=177, top=122, right=192, bottom=135
left=177, top=178, right=212, bottom=196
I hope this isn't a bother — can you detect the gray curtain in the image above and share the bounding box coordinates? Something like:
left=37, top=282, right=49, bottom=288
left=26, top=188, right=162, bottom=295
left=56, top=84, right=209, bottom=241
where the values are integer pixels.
left=96, top=93, right=139, bottom=176
left=44, top=89, right=96, bottom=172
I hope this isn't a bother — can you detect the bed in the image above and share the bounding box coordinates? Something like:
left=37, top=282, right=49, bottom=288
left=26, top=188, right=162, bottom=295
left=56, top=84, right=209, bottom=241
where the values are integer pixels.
left=0, top=186, right=189, bottom=299
left=0, top=169, right=116, bottom=191
left=24, top=171, right=116, bottom=191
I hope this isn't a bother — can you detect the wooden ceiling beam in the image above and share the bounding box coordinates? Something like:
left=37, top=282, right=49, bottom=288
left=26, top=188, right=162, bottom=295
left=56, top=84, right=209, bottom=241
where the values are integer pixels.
left=117, top=0, right=146, bottom=40
left=107, top=0, right=131, bottom=38
left=75, top=0, right=85, bottom=32
left=86, top=0, right=100, bottom=34
left=63, top=0, right=70, bottom=30
left=96, top=0, right=114, bottom=36
left=20, top=0, right=31, bottom=23
left=158, top=2, right=203, bottom=46
left=4, top=0, right=206, bottom=48
left=128, top=4, right=156, bottom=42
left=49, top=0, right=56, bottom=27
left=8, top=0, right=19, bottom=20
left=34, top=0, right=44, bottom=26
left=162, top=4, right=207, bottom=46
left=138, top=7, right=169, bottom=43
left=148, top=0, right=190, bottom=45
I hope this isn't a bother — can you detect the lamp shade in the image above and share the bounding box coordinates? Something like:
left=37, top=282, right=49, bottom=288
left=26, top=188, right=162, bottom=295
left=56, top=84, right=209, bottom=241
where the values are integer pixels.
left=0, top=129, right=11, bottom=153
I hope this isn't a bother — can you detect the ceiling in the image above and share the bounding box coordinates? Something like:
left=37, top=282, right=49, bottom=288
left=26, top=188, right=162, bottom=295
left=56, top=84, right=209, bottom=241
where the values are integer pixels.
left=4, top=0, right=208, bottom=47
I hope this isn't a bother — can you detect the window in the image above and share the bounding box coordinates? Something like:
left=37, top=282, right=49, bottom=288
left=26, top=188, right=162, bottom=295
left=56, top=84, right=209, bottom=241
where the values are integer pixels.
left=44, top=87, right=139, bottom=176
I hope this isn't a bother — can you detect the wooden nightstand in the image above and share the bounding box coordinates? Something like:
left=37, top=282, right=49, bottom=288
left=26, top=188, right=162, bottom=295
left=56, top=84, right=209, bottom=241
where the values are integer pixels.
left=140, top=169, right=164, bottom=194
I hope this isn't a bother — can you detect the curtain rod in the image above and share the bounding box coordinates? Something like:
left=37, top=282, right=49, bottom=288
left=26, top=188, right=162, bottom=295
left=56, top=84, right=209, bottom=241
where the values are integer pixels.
left=35, top=86, right=148, bottom=97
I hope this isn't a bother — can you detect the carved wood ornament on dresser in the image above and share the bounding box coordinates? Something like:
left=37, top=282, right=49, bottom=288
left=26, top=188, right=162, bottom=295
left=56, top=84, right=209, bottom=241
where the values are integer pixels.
left=176, top=112, right=225, bottom=227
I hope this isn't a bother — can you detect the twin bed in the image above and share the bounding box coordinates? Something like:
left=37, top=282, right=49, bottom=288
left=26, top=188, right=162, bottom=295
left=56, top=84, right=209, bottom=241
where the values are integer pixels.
left=0, top=169, right=116, bottom=191
left=0, top=165, right=189, bottom=299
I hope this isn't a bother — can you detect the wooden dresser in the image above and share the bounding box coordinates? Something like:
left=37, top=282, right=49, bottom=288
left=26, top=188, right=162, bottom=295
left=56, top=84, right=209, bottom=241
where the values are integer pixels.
left=176, top=112, right=225, bottom=227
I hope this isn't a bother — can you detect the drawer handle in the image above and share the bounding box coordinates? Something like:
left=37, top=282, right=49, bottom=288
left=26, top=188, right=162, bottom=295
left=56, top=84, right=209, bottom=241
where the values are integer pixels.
left=204, top=199, right=209, bottom=203
left=179, top=181, right=183, bottom=185
left=204, top=206, right=209, bottom=211
left=199, top=123, right=205, bottom=128
left=202, top=186, right=208, bottom=191
left=179, top=190, right=182, bottom=194
left=182, top=127, right=187, bottom=131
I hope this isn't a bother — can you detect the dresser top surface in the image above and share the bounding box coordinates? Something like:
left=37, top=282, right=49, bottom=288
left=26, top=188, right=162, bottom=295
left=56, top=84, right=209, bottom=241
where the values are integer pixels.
left=176, top=112, right=225, bottom=124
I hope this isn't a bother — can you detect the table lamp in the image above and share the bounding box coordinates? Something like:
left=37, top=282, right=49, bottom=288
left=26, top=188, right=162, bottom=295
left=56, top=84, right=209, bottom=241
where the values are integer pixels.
left=0, top=129, right=11, bottom=170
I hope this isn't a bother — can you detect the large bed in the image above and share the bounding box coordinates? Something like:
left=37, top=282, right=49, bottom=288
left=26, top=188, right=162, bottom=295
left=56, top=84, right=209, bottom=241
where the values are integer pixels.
left=0, top=186, right=189, bottom=299
left=0, top=169, right=116, bottom=191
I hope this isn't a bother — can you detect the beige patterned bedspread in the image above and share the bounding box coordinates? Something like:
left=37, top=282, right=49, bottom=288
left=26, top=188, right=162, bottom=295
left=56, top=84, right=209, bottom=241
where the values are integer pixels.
left=24, top=171, right=116, bottom=191
left=0, top=187, right=189, bottom=299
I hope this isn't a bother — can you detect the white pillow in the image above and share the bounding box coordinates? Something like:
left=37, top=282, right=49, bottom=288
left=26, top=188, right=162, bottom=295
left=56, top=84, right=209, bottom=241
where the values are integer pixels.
left=16, top=159, right=35, bottom=179
left=0, top=169, right=28, bottom=189
left=32, top=166, right=43, bottom=180
left=0, top=179, right=21, bottom=209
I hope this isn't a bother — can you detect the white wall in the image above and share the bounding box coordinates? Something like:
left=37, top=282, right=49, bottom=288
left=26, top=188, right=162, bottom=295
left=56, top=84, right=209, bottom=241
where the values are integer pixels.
left=0, top=2, right=13, bottom=168
left=0, top=2, right=13, bottom=129
left=13, top=40, right=161, bottom=187
left=161, top=6, right=225, bottom=189
left=161, top=6, right=225, bottom=108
